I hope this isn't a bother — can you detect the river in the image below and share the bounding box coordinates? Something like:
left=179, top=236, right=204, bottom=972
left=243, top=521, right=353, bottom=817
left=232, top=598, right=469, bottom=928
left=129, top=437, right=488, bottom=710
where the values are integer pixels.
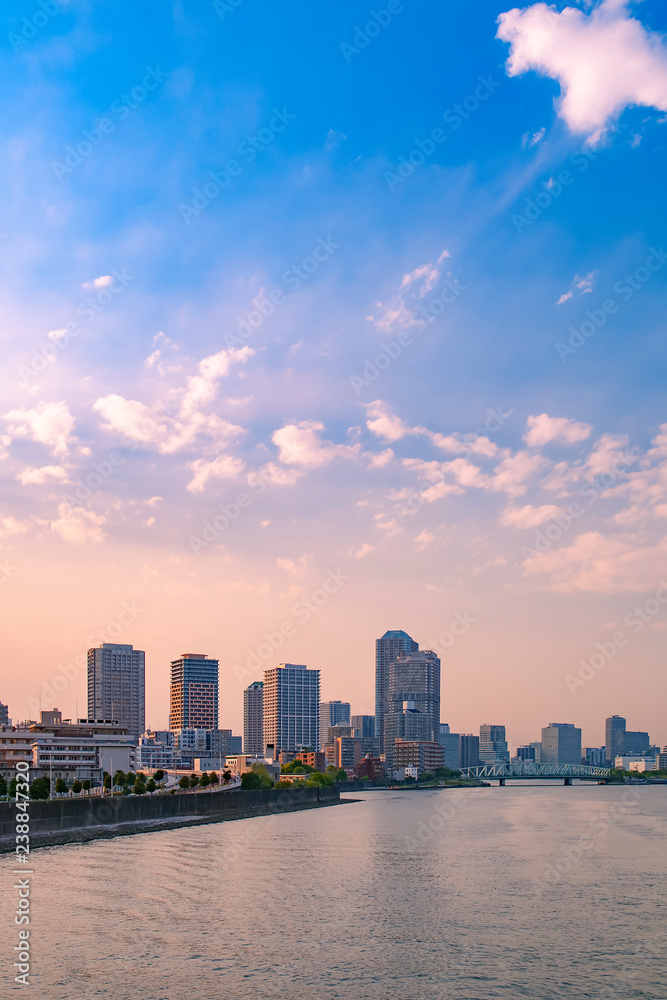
left=2, top=782, right=666, bottom=998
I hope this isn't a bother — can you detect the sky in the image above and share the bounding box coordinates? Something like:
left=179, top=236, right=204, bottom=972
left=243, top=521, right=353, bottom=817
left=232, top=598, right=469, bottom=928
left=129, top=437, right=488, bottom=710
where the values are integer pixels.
left=1, top=0, right=666, bottom=750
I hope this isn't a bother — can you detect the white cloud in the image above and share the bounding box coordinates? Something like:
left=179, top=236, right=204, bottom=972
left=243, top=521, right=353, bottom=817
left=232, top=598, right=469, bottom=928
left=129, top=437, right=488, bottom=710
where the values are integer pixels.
left=272, top=421, right=359, bottom=467
left=276, top=554, right=312, bottom=576
left=186, top=455, right=244, bottom=493
left=0, top=515, right=31, bottom=538
left=500, top=503, right=561, bottom=528
left=490, top=450, right=545, bottom=496
left=522, top=126, right=546, bottom=147
left=522, top=529, right=667, bottom=593
left=524, top=413, right=592, bottom=447
left=17, top=465, right=70, bottom=485
left=414, top=529, right=435, bottom=551
left=366, top=251, right=451, bottom=333
left=365, top=401, right=419, bottom=443
left=497, top=0, right=667, bottom=143
left=82, top=275, right=113, bottom=289
left=556, top=290, right=573, bottom=305
left=354, top=542, right=374, bottom=559
left=180, top=346, right=253, bottom=416
left=255, top=462, right=304, bottom=486
left=94, top=394, right=162, bottom=445
left=50, top=503, right=106, bottom=544
left=3, top=401, right=76, bottom=456
left=584, top=433, right=631, bottom=477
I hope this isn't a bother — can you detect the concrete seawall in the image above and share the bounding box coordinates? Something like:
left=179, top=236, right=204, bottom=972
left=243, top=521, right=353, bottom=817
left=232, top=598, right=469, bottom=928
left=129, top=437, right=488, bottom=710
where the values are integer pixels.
left=0, top=785, right=344, bottom=853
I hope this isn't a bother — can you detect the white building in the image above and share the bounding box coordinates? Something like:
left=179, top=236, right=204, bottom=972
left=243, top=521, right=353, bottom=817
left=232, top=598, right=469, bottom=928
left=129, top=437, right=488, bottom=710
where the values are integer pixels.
left=615, top=755, right=658, bottom=772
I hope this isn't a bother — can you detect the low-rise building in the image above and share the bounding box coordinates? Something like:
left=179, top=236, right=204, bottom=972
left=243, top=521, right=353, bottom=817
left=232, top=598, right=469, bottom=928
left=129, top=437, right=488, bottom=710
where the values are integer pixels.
left=1, top=712, right=134, bottom=784
left=355, top=755, right=384, bottom=781
left=615, top=755, right=657, bottom=772
left=394, top=739, right=443, bottom=776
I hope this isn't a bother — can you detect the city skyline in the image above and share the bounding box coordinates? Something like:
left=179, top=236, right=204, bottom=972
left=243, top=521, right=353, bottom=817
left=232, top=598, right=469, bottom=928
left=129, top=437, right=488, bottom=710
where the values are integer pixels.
left=1, top=631, right=659, bottom=755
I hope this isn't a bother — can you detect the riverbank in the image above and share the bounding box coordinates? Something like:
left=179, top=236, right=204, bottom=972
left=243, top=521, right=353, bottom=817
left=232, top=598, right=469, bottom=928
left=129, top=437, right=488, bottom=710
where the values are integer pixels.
left=0, top=785, right=348, bottom=853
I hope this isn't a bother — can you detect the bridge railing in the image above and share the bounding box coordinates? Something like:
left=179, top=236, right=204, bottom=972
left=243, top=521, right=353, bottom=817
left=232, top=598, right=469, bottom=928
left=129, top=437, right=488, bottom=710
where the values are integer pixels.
left=460, top=762, right=610, bottom=779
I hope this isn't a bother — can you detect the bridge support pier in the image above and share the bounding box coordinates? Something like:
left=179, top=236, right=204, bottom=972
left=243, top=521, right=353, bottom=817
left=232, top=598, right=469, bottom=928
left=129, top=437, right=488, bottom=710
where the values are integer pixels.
left=498, top=778, right=505, bottom=786
left=564, top=777, right=572, bottom=785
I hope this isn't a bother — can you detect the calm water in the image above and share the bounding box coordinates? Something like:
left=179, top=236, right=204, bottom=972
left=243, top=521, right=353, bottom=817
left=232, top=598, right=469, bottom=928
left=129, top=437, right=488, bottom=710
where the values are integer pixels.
left=2, top=783, right=666, bottom=999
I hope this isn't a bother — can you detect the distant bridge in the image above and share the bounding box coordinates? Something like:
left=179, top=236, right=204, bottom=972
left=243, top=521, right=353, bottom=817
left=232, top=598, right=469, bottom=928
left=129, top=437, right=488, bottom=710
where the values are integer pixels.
left=460, top=762, right=610, bottom=784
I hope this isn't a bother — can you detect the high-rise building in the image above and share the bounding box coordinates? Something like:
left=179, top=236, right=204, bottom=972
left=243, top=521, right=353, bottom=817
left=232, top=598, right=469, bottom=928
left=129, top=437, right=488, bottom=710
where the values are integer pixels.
left=459, top=734, right=480, bottom=769
left=169, top=654, right=219, bottom=730
left=0, top=702, right=9, bottom=726
left=479, top=724, right=510, bottom=765
left=514, top=745, right=536, bottom=762
left=383, top=702, right=431, bottom=768
left=439, top=724, right=461, bottom=769
left=319, top=701, right=350, bottom=750
left=585, top=747, right=607, bottom=767
left=605, top=715, right=626, bottom=763
left=351, top=714, right=375, bottom=738
left=541, top=723, right=582, bottom=764
left=263, top=663, right=320, bottom=753
left=87, top=643, right=145, bottom=741
left=529, top=741, right=542, bottom=763
left=388, top=649, right=440, bottom=743
left=243, top=681, right=264, bottom=754
left=375, top=630, right=418, bottom=752
left=624, top=730, right=650, bottom=754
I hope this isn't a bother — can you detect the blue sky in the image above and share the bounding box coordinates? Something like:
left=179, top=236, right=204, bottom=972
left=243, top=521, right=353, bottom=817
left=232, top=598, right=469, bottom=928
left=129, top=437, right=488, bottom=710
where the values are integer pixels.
left=1, top=0, right=666, bottom=746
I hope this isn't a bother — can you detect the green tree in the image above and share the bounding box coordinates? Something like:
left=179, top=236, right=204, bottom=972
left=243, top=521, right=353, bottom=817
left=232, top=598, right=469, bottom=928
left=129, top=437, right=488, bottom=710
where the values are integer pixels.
left=30, top=777, right=50, bottom=800
left=199, top=772, right=210, bottom=787
left=9, top=777, right=18, bottom=798
left=122, top=784, right=131, bottom=796
left=55, top=777, right=68, bottom=795
left=241, top=770, right=262, bottom=790
left=146, top=778, right=156, bottom=793
left=336, top=768, right=347, bottom=782
left=103, top=774, right=112, bottom=790
left=251, top=763, right=274, bottom=788
left=72, top=780, right=82, bottom=794
left=125, top=772, right=136, bottom=784
left=222, top=769, right=232, bottom=783
left=113, top=770, right=126, bottom=788
left=179, top=776, right=190, bottom=790
left=306, top=771, right=334, bottom=787
left=189, top=774, right=199, bottom=788
left=133, top=780, right=146, bottom=795
left=82, top=779, right=91, bottom=792
left=209, top=772, right=219, bottom=785
left=0, top=775, right=7, bottom=797
left=153, top=770, right=165, bottom=782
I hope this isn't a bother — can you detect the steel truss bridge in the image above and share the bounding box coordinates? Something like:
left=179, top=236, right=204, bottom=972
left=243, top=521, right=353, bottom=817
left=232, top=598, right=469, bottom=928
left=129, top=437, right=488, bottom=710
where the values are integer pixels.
left=460, top=762, right=610, bottom=784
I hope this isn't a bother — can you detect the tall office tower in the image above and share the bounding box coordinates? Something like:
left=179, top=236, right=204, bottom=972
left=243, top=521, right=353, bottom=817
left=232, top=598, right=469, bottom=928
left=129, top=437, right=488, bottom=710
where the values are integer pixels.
left=383, top=702, right=431, bottom=769
left=541, top=723, right=582, bottom=764
left=0, top=701, right=9, bottom=725
left=459, top=734, right=480, bottom=769
left=169, top=653, right=219, bottom=730
left=388, top=649, right=440, bottom=743
left=319, top=701, right=351, bottom=750
left=87, top=643, right=145, bottom=741
left=529, top=741, right=542, bottom=763
left=515, top=745, right=536, bottom=762
left=605, top=715, right=626, bottom=763
left=624, top=730, right=650, bottom=754
left=243, top=681, right=264, bottom=754
left=263, top=663, right=320, bottom=753
left=351, top=714, right=375, bottom=738
left=439, top=724, right=461, bottom=769
left=479, top=724, right=510, bottom=765
left=375, top=630, right=418, bottom=751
